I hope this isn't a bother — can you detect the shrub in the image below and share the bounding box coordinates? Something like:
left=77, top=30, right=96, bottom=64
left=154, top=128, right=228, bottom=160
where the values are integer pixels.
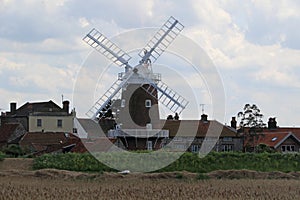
left=2, top=144, right=24, bottom=157
left=0, top=151, right=5, bottom=161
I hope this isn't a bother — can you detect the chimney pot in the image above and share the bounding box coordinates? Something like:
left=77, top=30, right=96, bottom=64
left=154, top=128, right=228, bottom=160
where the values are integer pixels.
left=201, top=114, right=208, bottom=122
left=268, top=117, right=277, bottom=129
left=62, top=100, right=70, bottom=114
left=231, top=117, right=237, bottom=129
left=10, top=102, right=17, bottom=114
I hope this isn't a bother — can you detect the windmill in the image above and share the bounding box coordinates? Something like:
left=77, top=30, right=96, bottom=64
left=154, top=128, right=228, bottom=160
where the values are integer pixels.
left=83, top=17, right=188, bottom=147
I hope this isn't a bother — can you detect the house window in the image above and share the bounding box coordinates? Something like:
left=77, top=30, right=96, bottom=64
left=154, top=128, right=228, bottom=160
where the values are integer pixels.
left=57, top=119, right=62, bottom=128
left=223, top=137, right=233, bottom=142
left=73, top=128, right=77, bottom=133
left=173, top=137, right=183, bottom=142
left=174, top=144, right=186, bottom=150
left=191, top=145, right=200, bottom=153
left=281, top=145, right=295, bottom=152
left=147, top=141, right=153, bottom=151
left=121, top=99, right=126, bottom=108
left=145, top=99, right=151, bottom=108
left=37, top=119, right=42, bottom=127
left=222, top=144, right=233, bottom=152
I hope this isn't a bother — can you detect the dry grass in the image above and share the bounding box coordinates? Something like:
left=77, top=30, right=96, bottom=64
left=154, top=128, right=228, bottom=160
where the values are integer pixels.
left=0, top=170, right=300, bottom=199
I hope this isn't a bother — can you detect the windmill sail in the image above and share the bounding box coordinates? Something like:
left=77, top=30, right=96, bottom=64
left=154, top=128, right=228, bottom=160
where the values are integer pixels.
left=139, top=16, right=184, bottom=64
left=83, top=28, right=132, bottom=69
left=86, top=71, right=134, bottom=120
left=141, top=80, right=188, bottom=115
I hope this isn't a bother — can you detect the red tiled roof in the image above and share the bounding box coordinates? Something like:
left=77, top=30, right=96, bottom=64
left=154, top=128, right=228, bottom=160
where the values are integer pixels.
left=0, top=123, right=22, bottom=143
left=19, top=132, right=86, bottom=154
left=161, top=120, right=237, bottom=137
left=268, top=127, right=300, bottom=139
left=244, top=131, right=300, bottom=148
left=20, top=132, right=69, bottom=145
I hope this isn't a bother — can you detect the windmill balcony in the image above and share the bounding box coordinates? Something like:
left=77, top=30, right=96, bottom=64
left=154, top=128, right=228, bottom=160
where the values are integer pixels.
left=108, top=129, right=169, bottom=138
left=118, top=72, right=161, bottom=83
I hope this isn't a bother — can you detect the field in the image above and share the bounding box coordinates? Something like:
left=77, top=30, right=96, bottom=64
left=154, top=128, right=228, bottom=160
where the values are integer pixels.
left=1, top=157, right=300, bottom=199
left=1, top=170, right=300, bottom=200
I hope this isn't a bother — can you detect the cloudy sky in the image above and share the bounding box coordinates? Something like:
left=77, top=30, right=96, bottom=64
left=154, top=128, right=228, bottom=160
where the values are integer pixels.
left=0, top=0, right=300, bottom=126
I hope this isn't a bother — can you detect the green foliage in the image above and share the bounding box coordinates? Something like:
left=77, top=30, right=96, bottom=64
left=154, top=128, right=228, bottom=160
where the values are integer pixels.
left=237, top=104, right=266, bottom=129
left=2, top=144, right=24, bottom=157
left=33, top=152, right=300, bottom=173
left=159, top=152, right=300, bottom=173
left=33, top=153, right=115, bottom=172
left=255, top=143, right=275, bottom=153
left=0, top=151, right=5, bottom=161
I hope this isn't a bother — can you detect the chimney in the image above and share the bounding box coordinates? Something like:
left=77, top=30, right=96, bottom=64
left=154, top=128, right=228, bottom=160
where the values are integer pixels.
left=268, top=117, right=277, bottom=129
left=10, top=102, right=17, bottom=114
left=200, top=114, right=208, bottom=122
left=231, top=117, right=237, bottom=129
left=62, top=100, right=70, bottom=114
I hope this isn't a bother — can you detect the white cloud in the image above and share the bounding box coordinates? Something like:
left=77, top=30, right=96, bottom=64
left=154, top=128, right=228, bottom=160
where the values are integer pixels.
left=0, top=0, right=300, bottom=125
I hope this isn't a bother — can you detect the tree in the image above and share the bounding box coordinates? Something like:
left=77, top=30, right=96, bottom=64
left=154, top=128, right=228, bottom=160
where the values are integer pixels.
left=237, top=104, right=266, bottom=152
left=255, top=143, right=275, bottom=153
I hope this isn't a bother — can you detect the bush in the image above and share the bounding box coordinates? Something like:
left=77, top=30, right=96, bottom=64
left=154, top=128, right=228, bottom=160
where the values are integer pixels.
left=0, top=151, right=5, bottom=161
left=2, top=144, right=24, bottom=157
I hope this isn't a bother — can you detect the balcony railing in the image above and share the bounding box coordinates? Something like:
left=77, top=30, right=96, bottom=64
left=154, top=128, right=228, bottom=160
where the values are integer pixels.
left=108, top=129, right=169, bottom=138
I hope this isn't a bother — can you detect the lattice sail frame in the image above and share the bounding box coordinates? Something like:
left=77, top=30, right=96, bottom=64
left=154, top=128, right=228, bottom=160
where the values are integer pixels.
left=83, top=28, right=132, bottom=68
left=138, top=16, right=184, bottom=64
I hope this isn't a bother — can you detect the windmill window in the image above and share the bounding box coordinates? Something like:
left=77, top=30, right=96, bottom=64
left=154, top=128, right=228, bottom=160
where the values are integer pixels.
left=121, top=99, right=126, bottom=108
left=145, top=99, right=151, bottom=108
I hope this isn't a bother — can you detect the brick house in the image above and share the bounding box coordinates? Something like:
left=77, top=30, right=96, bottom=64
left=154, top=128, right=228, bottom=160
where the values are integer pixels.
left=0, top=100, right=75, bottom=133
left=242, top=117, right=300, bottom=153
left=244, top=132, right=300, bottom=153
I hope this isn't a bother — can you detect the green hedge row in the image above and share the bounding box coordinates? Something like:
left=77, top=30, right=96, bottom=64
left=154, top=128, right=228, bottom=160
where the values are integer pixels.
left=33, top=152, right=300, bottom=173
left=159, top=152, right=300, bottom=173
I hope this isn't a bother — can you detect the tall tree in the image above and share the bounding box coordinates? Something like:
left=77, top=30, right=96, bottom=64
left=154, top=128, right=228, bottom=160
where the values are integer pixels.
left=237, top=104, right=266, bottom=152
